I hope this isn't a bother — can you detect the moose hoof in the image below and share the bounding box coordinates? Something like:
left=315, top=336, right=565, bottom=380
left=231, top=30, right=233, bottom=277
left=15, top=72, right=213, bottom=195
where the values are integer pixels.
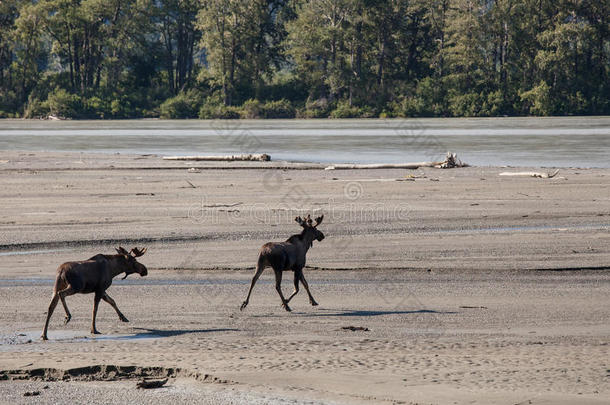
left=119, top=316, right=129, bottom=323
left=311, top=301, right=319, bottom=306
left=41, top=335, right=48, bottom=341
left=282, top=304, right=292, bottom=312
left=91, top=330, right=101, bottom=335
left=240, top=302, right=248, bottom=311
left=64, top=315, right=71, bottom=325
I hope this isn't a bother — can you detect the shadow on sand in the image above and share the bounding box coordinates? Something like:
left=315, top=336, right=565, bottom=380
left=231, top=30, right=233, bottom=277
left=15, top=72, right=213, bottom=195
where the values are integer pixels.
left=301, top=308, right=457, bottom=317
left=250, top=308, right=456, bottom=318
left=129, top=327, right=238, bottom=339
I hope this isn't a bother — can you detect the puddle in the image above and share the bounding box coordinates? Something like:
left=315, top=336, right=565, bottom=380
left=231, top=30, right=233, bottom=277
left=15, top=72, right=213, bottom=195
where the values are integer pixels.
left=1, top=330, right=165, bottom=345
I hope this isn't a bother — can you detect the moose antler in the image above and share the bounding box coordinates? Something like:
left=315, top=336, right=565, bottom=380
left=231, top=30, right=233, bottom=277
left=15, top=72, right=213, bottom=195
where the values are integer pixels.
left=116, top=246, right=129, bottom=256
left=314, top=214, right=324, bottom=227
left=130, top=247, right=147, bottom=257
left=295, top=216, right=306, bottom=227
left=305, top=214, right=313, bottom=226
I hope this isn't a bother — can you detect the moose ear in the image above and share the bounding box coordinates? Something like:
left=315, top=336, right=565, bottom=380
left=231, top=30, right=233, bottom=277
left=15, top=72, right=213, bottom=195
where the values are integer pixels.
left=314, top=214, right=324, bottom=226
left=116, top=246, right=129, bottom=255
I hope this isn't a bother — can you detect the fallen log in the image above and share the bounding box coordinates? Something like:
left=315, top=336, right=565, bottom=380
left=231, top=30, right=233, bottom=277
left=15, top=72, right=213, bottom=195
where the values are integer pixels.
left=499, top=170, right=559, bottom=179
left=136, top=378, right=168, bottom=389
left=325, top=152, right=468, bottom=170
left=163, top=154, right=270, bottom=162
left=325, top=162, right=427, bottom=170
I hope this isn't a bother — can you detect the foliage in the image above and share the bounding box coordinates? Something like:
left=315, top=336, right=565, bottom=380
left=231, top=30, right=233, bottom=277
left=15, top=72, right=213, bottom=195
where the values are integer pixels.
left=240, top=98, right=296, bottom=118
left=0, top=0, right=607, bottom=119
left=47, top=88, right=83, bottom=118
left=198, top=98, right=241, bottom=119
left=160, top=90, right=203, bottom=119
left=260, top=99, right=296, bottom=119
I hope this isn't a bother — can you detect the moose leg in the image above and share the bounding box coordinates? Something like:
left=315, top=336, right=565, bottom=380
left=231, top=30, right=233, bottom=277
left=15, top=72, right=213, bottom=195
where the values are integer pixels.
left=285, top=272, right=300, bottom=304
left=299, top=272, right=318, bottom=306
left=91, top=292, right=102, bottom=335
left=274, top=269, right=291, bottom=312
left=102, top=293, right=129, bottom=322
left=58, top=286, right=76, bottom=325
left=240, top=264, right=265, bottom=311
left=41, top=293, right=60, bottom=340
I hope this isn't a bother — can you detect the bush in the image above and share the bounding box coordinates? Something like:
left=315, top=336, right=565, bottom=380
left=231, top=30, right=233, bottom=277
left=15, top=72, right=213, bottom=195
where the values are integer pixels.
left=240, top=99, right=263, bottom=118
left=159, top=90, right=202, bottom=119
left=297, top=98, right=330, bottom=118
left=391, top=78, right=445, bottom=117
left=23, top=97, right=49, bottom=118
left=237, top=98, right=296, bottom=119
left=83, top=97, right=109, bottom=118
left=329, top=100, right=376, bottom=118
left=330, top=101, right=361, bottom=118
left=46, top=87, right=83, bottom=118
left=261, top=99, right=295, bottom=118
left=198, top=102, right=240, bottom=119
left=109, top=98, right=131, bottom=118
left=448, top=92, right=483, bottom=117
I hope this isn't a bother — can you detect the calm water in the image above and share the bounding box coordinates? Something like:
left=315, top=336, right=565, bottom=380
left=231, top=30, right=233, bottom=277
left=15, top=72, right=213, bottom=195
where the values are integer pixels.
left=1, top=117, right=609, bottom=167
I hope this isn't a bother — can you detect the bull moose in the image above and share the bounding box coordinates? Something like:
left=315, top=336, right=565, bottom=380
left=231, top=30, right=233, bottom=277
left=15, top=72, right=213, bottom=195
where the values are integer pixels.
left=41, top=247, right=148, bottom=340
left=240, top=214, right=325, bottom=312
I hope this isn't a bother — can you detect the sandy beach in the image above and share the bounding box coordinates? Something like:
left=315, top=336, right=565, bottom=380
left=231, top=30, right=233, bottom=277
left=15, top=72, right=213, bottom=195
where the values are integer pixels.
left=0, top=151, right=608, bottom=404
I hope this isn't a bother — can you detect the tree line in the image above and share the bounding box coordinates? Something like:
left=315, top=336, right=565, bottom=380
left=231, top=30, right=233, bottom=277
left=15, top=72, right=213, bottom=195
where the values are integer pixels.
left=0, top=0, right=608, bottom=119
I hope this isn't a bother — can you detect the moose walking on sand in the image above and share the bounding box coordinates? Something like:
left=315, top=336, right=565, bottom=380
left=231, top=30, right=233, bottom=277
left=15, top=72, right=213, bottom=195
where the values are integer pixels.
left=41, top=247, right=148, bottom=340
left=241, top=214, right=325, bottom=312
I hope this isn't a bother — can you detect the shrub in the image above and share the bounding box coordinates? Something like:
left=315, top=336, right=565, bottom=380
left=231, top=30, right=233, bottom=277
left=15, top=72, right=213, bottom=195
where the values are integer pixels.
left=83, top=97, right=109, bottom=118
left=198, top=102, right=240, bottom=119
left=46, top=87, right=83, bottom=118
left=261, top=99, right=295, bottom=118
left=520, top=81, right=553, bottom=116
left=240, top=99, right=263, bottom=118
left=110, top=98, right=134, bottom=118
left=448, top=92, right=483, bottom=117
left=159, top=90, right=202, bottom=119
left=330, top=101, right=361, bottom=118
left=23, top=96, right=49, bottom=118
left=297, top=98, right=330, bottom=118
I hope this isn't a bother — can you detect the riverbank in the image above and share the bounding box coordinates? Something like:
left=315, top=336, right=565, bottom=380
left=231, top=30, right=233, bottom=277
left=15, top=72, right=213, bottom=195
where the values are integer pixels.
left=1, top=151, right=609, bottom=273
left=0, top=151, right=608, bottom=404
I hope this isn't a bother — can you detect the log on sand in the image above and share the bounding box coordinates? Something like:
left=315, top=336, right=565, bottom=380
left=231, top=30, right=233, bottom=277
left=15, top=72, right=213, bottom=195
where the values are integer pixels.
left=163, top=154, right=271, bottom=162
left=325, top=152, right=468, bottom=170
left=499, top=169, right=560, bottom=179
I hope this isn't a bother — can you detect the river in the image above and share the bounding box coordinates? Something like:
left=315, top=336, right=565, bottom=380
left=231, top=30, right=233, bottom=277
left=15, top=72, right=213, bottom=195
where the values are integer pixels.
left=1, top=117, right=609, bottom=167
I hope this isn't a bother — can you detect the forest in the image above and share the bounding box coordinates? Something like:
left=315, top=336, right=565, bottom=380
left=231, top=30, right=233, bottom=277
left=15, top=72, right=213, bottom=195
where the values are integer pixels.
left=0, top=0, right=608, bottom=119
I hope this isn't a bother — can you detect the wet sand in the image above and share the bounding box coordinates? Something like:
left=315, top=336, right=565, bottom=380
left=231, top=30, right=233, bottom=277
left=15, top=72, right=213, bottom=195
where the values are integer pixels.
left=0, top=151, right=608, bottom=404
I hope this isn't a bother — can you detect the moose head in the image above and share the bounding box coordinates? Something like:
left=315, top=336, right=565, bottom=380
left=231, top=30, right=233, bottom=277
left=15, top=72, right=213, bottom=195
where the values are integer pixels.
left=295, top=214, right=325, bottom=242
left=115, top=246, right=148, bottom=279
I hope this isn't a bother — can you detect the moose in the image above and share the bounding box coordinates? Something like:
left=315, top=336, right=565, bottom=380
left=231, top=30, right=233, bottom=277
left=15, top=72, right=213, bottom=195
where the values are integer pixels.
left=41, top=247, right=148, bottom=340
left=240, top=214, right=325, bottom=312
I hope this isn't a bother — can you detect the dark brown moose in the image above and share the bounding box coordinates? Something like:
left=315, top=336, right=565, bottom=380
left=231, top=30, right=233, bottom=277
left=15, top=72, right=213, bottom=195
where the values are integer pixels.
left=41, top=247, right=148, bottom=340
left=241, top=214, right=325, bottom=312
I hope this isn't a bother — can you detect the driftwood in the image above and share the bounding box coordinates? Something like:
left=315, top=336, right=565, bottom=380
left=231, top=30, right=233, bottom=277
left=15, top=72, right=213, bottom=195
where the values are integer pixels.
left=499, top=170, right=560, bottom=179
left=163, top=154, right=270, bottom=162
left=341, top=326, right=370, bottom=331
left=136, top=378, right=168, bottom=389
left=325, top=152, right=468, bottom=170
